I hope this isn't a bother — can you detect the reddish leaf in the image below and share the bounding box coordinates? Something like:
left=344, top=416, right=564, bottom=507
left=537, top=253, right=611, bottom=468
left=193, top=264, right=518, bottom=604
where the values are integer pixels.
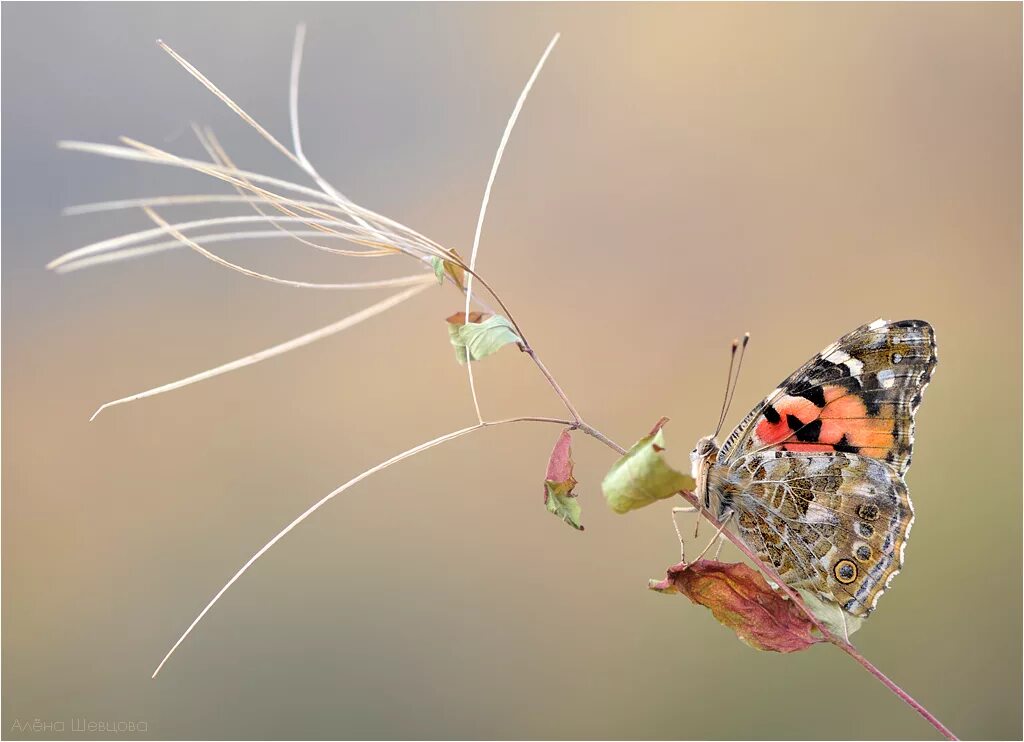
left=649, top=559, right=822, bottom=653
left=545, top=428, right=575, bottom=483
left=544, top=429, right=583, bottom=531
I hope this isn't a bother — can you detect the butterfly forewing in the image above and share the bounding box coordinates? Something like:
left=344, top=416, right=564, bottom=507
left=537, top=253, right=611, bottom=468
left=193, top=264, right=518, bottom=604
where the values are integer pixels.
left=719, top=319, right=937, bottom=474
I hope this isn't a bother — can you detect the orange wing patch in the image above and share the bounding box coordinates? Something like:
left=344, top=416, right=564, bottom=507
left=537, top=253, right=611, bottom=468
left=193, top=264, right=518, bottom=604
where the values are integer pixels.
left=754, top=385, right=896, bottom=455
left=718, top=319, right=937, bottom=475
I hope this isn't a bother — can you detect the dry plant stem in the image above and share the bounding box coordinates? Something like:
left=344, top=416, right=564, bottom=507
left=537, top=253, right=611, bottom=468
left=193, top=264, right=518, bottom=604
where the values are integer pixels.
left=88, top=280, right=435, bottom=420
left=151, top=414, right=574, bottom=678
left=463, top=33, right=561, bottom=423
left=522, top=347, right=583, bottom=424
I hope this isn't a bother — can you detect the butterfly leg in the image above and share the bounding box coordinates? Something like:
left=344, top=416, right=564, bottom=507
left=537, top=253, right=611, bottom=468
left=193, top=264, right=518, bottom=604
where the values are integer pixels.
left=671, top=506, right=697, bottom=561
left=713, top=530, right=727, bottom=560
left=689, top=510, right=734, bottom=564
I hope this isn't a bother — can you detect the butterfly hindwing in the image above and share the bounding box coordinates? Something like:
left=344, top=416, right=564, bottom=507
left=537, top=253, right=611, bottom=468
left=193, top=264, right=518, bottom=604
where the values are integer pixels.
left=719, top=319, right=937, bottom=475
left=713, top=451, right=913, bottom=617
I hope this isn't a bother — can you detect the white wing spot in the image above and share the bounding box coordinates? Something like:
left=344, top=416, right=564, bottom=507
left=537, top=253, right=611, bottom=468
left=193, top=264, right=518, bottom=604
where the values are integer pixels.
left=877, top=369, right=896, bottom=389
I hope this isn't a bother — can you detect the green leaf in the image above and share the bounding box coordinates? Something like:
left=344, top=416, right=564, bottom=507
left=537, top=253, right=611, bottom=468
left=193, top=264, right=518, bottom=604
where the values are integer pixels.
left=431, top=250, right=467, bottom=289
left=601, top=418, right=696, bottom=513
left=431, top=256, right=445, bottom=284
left=544, top=429, right=583, bottom=531
left=545, top=480, right=583, bottom=531
left=446, top=312, right=522, bottom=364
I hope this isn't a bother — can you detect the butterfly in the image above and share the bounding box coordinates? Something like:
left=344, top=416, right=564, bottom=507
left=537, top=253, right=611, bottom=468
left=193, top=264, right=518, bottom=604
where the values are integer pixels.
left=690, top=319, right=937, bottom=617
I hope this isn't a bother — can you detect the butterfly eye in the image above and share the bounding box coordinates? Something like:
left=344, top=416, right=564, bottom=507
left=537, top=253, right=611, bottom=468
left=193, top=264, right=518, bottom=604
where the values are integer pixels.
left=855, top=544, right=872, bottom=562
left=834, top=559, right=858, bottom=584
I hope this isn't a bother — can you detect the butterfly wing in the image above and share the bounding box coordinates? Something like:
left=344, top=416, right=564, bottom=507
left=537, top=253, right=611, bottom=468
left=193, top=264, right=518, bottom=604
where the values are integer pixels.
left=718, top=319, right=937, bottom=474
left=709, top=319, right=936, bottom=617
left=713, top=451, right=912, bottom=617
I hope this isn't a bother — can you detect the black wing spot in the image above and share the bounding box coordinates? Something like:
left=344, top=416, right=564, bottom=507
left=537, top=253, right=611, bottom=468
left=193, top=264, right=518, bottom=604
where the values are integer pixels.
left=788, top=417, right=823, bottom=443
left=834, top=559, right=858, bottom=584
left=763, top=404, right=781, bottom=424
left=834, top=434, right=859, bottom=454
left=857, top=503, right=879, bottom=521
left=794, top=385, right=827, bottom=407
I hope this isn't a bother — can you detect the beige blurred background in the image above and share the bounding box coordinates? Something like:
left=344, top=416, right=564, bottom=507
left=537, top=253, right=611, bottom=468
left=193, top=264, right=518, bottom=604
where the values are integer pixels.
left=3, top=3, right=1020, bottom=739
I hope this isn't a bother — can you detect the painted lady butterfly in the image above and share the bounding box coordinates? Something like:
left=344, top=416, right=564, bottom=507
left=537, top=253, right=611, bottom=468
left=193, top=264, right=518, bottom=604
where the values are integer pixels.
left=691, top=319, right=937, bottom=617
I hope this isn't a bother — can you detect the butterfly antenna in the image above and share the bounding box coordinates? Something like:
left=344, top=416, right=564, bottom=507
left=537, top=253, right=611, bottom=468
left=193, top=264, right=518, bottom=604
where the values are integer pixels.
left=718, top=332, right=750, bottom=435
left=713, top=338, right=740, bottom=437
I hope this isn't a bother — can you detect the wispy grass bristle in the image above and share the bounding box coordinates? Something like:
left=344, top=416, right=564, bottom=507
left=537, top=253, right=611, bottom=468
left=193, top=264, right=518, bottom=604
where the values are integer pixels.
left=61, top=23, right=560, bottom=680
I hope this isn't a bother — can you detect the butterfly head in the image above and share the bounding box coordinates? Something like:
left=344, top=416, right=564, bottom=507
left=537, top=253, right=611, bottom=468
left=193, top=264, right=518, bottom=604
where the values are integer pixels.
left=691, top=435, right=720, bottom=508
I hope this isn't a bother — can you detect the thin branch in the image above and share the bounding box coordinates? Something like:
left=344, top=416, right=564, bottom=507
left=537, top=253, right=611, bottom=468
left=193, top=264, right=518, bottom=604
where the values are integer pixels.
left=151, top=414, right=573, bottom=679
left=463, top=33, right=560, bottom=423
left=89, top=279, right=434, bottom=421
left=524, top=348, right=583, bottom=424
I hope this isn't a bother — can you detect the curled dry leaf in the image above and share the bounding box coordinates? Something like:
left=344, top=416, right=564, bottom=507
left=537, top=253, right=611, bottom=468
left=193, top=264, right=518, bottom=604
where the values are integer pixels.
left=431, top=249, right=467, bottom=289
left=649, top=559, right=824, bottom=653
left=445, top=311, right=522, bottom=364
left=543, top=428, right=583, bottom=531
left=601, top=417, right=695, bottom=514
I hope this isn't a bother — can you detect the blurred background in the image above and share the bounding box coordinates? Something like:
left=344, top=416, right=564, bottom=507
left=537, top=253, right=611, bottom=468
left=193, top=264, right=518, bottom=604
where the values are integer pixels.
left=2, top=3, right=1020, bottom=739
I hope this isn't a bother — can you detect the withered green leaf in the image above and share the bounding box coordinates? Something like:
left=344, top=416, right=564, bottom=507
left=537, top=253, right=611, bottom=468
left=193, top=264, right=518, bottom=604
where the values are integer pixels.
left=431, top=249, right=467, bottom=289
left=544, top=429, right=583, bottom=531
left=601, top=418, right=695, bottom=513
left=446, top=312, right=522, bottom=364
left=650, top=559, right=823, bottom=653
left=431, top=256, right=445, bottom=284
